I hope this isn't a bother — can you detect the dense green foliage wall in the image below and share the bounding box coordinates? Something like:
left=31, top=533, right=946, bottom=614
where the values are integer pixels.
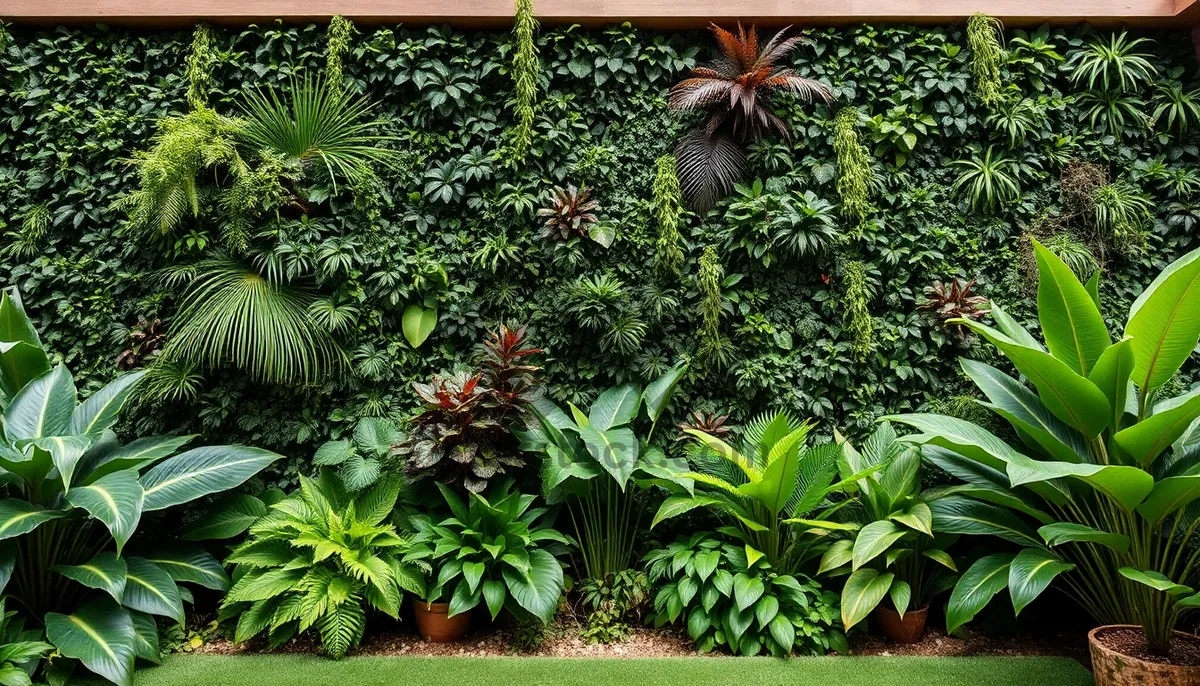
left=2, top=20, right=1199, bottom=486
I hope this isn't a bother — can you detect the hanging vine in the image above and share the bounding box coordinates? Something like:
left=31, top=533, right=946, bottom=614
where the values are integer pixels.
left=697, top=245, right=732, bottom=367
left=833, top=107, right=873, bottom=238
left=184, top=23, right=217, bottom=110
left=967, top=13, right=1005, bottom=107
left=326, top=15, right=355, bottom=94
left=841, top=260, right=874, bottom=361
left=509, top=0, right=540, bottom=163
left=652, top=155, right=684, bottom=276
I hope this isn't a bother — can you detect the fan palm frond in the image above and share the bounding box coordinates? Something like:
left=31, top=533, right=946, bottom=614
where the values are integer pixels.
left=161, top=260, right=345, bottom=385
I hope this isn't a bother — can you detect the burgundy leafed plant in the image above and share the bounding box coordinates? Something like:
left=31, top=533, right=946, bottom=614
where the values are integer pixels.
left=116, top=316, right=167, bottom=369
left=675, top=409, right=733, bottom=441
left=919, top=278, right=991, bottom=347
left=538, top=185, right=599, bottom=241
left=670, top=23, right=834, bottom=211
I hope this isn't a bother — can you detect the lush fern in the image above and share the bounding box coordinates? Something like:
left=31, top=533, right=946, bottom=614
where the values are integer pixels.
left=3, top=202, right=50, bottom=259
left=509, top=0, right=540, bottom=163
left=651, top=155, right=684, bottom=276
left=967, top=14, right=1004, bottom=107
left=185, top=23, right=217, bottom=110
left=222, top=471, right=425, bottom=659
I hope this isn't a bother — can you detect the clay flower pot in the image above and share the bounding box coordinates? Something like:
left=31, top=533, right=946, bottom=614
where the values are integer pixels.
left=872, top=605, right=928, bottom=644
left=1089, top=625, right=1200, bottom=686
left=411, top=600, right=472, bottom=643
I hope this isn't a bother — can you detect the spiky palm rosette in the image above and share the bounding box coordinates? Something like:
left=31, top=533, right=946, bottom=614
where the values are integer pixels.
left=669, top=23, right=833, bottom=211
left=537, top=185, right=599, bottom=240
left=918, top=278, right=991, bottom=346
left=675, top=409, right=733, bottom=441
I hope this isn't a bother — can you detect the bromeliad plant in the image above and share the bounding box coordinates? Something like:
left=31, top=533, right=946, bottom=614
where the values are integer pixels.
left=818, top=423, right=958, bottom=630
left=405, top=480, right=571, bottom=624
left=890, top=240, right=1200, bottom=656
left=221, top=472, right=425, bottom=659
left=0, top=291, right=281, bottom=685
left=653, top=410, right=869, bottom=575
left=644, top=533, right=846, bottom=656
left=523, top=364, right=690, bottom=580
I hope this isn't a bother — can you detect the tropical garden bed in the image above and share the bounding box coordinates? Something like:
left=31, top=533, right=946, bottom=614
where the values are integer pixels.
left=4, top=4, right=1200, bottom=686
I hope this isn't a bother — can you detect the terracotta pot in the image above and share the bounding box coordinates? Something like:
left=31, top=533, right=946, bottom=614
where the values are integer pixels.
left=1089, top=625, right=1200, bottom=686
left=872, top=605, right=928, bottom=644
left=411, top=600, right=472, bottom=643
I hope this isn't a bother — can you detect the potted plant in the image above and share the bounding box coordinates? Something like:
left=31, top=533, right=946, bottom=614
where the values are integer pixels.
left=818, top=422, right=958, bottom=644
left=405, top=480, right=572, bottom=642
left=889, top=241, right=1200, bottom=684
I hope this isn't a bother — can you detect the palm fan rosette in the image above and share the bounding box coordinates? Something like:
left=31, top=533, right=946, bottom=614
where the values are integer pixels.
left=669, top=23, right=834, bottom=211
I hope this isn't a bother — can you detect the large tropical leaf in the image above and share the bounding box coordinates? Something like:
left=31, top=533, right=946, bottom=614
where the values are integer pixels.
left=1136, top=475, right=1200, bottom=526
left=54, top=552, right=128, bottom=603
left=129, top=610, right=162, bottom=665
left=67, top=371, right=147, bottom=437
left=1033, top=240, right=1111, bottom=376
left=83, top=435, right=196, bottom=484
left=1124, top=245, right=1200, bottom=393
left=642, top=364, right=687, bottom=428
left=122, top=557, right=185, bottom=625
left=65, top=470, right=144, bottom=554
left=588, top=384, right=641, bottom=431
left=1038, top=522, right=1130, bottom=553
left=500, top=548, right=564, bottom=624
left=0, top=500, right=65, bottom=540
left=929, top=496, right=1042, bottom=548
left=45, top=597, right=136, bottom=686
left=851, top=520, right=907, bottom=570
left=0, top=292, right=49, bottom=398
left=141, top=547, right=230, bottom=591
left=140, top=445, right=281, bottom=511
left=841, top=568, right=894, bottom=630
left=4, top=363, right=76, bottom=440
left=28, top=435, right=92, bottom=492
left=946, top=553, right=1014, bottom=633
left=1008, top=547, right=1074, bottom=615
left=576, top=425, right=639, bottom=489
left=1115, top=388, right=1200, bottom=469
left=1088, top=337, right=1135, bottom=434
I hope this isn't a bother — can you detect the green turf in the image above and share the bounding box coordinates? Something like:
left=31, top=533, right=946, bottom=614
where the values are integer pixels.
left=126, top=655, right=1092, bottom=686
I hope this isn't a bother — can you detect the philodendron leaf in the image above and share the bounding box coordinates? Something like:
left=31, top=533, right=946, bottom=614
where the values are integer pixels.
left=83, top=435, right=196, bottom=485
left=129, top=610, right=162, bottom=664
left=140, top=445, right=282, bottom=511
left=54, top=552, right=128, bottom=603
left=0, top=499, right=66, bottom=540
left=29, top=435, right=92, bottom=492
left=841, top=568, right=894, bottom=630
left=1124, top=244, right=1200, bottom=393
left=588, top=221, right=616, bottom=248
left=588, top=383, right=642, bottom=431
left=45, top=596, right=136, bottom=686
left=1008, top=548, right=1074, bottom=615
left=642, top=363, right=688, bottom=427
left=577, top=425, right=639, bottom=489
left=946, top=553, right=1014, bottom=634
left=4, top=363, right=76, bottom=440
left=500, top=548, right=563, bottom=624
left=66, top=470, right=143, bottom=554
left=852, top=520, right=906, bottom=570
left=122, top=557, right=185, bottom=625
left=401, top=304, right=437, bottom=348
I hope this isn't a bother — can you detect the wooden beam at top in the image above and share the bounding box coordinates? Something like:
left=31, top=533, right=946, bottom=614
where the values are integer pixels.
left=0, top=0, right=1195, bottom=30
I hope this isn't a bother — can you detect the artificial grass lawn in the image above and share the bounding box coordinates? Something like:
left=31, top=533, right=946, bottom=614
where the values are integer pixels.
left=127, top=655, right=1092, bottom=685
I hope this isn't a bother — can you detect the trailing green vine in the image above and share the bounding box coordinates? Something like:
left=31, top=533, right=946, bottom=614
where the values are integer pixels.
left=841, top=260, right=874, bottom=361
left=184, top=23, right=217, bottom=110
left=967, top=13, right=1004, bottom=107
left=697, top=245, right=730, bottom=366
left=833, top=107, right=873, bottom=237
left=652, top=155, right=684, bottom=276
left=509, top=0, right=540, bottom=163
left=326, top=15, right=355, bottom=94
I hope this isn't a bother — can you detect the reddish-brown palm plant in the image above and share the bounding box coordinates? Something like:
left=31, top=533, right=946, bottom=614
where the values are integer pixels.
left=675, top=409, right=733, bottom=441
left=670, top=23, right=834, bottom=210
left=919, top=278, right=991, bottom=346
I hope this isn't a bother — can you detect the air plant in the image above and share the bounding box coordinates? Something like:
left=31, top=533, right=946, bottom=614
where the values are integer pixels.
left=537, top=185, right=599, bottom=240
left=669, top=23, right=833, bottom=211
left=918, top=278, right=991, bottom=346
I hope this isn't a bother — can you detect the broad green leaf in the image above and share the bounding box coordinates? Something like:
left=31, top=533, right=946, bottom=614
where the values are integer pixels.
left=768, top=614, right=795, bottom=653
left=1137, top=475, right=1200, bottom=526
left=179, top=493, right=267, bottom=540
left=1038, top=522, right=1130, bottom=554
left=1115, top=388, right=1200, bottom=469
left=0, top=542, right=13, bottom=595
left=642, top=363, right=687, bottom=427
left=852, top=520, right=906, bottom=570
left=448, top=578, right=481, bottom=618
left=0, top=292, right=49, bottom=398
left=732, top=573, right=765, bottom=611
left=1119, top=567, right=1193, bottom=596
left=651, top=495, right=726, bottom=528
left=1124, top=245, right=1200, bottom=392
left=946, top=553, right=1014, bottom=633
left=990, top=302, right=1044, bottom=350
left=890, top=501, right=933, bottom=535
left=683, top=429, right=757, bottom=480
left=1004, top=456, right=1153, bottom=512
left=141, top=547, right=229, bottom=591
left=129, top=610, right=161, bottom=664
left=4, top=364, right=76, bottom=440
left=923, top=549, right=958, bottom=571
left=140, top=445, right=282, bottom=511
left=66, top=471, right=143, bottom=554
left=353, top=418, right=401, bottom=456
left=958, top=320, right=1111, bottom=437
left=0, top=499, right=65, bottom=540
left=818, top=539, right=854, bottom=574
left=313, top=440, right=352, bottom=466
left=1009, top=548, right=1074, bottom=615
left=462, top=561, right=485, bottom=594
left=67, top=371, right=147, bottom=437
left=1034, top=240, right=1111, bottom=376
left=45, top=597, right=136, bottom=686
left=1085, top=271, right=1102, bottom=309
left=29, top=435, right=92, bottom=492
left=1089, top=337, right=1136, bottom=434
left=737, top=426, right=808, bottom=514
left=743, top=545, right=765, bottom=569
left=588, top=383, right=641, bottom=431
left=83, top=435, right=196, bottom=484
left=576, top=425, right=638, bottom=489
left=54, top=552, right=128, bottom=603
left=122, top=557, right=185, bottom=625
left=961, top=359, right=1086, bottom=464
left=500, top=548, right=563, bottom=624
left=481, top=579, right=506, bottom=619
left=841, top=568, right=894, bottom=630
left=890, top=579, right=912, bottom=618
left=401, top=304, right=437, bottom=348
left=929, top=496, right=1042, bottom=548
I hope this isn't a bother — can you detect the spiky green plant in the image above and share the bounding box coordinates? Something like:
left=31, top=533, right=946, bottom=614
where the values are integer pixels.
left=1152, top=82, right=1200, bottom=136
left=952, top=145, right=1023, bottom=212
left=4, top=202, right=50, bottom=259
left=697, top=246, right=727, bottom=364
left=1093, top=180, right=1152, bottom=247
left=842, top=260, right=874, bottom=360
left=1067, top=32, right=1157, bottom=93
left=652, top=155, right=685, bottom=276
left=325, top=16, right=355, bottom=94
left=833, top=107, right=873, bottom=234
left=509, top=0, right=540, bottom=163
left=1042, top=232, right=1098, bottom=278
left=185, top=23, right=217, bottom=110
left=967, top=14, right=1004, bottom=107
left=160, top=260, right=345, bottom=386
